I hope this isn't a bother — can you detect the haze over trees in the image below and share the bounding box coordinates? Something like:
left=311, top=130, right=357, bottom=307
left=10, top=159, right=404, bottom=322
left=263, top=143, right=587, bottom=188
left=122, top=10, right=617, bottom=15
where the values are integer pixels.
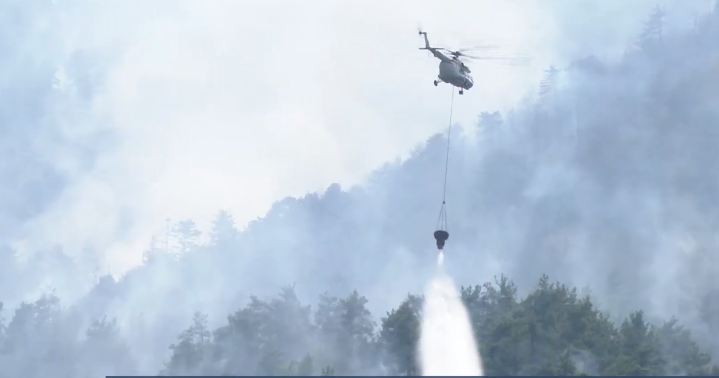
left=0, top=275, right=717, bottom=376
left=2, top=2, right=719, bottom=377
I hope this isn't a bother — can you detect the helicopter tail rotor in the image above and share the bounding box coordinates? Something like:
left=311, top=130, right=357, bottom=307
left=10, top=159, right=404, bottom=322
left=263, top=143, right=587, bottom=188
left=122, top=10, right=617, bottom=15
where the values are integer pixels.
left=417, top=23, right=425, bottom=36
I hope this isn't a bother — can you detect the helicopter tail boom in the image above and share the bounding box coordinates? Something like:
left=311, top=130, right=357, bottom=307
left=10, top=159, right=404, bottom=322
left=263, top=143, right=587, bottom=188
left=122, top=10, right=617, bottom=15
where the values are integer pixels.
left=418, top=30, right=453, bottom=62
left=418, top=30, right=431, bottom=49
left=419, top=30, right=432, bottom=50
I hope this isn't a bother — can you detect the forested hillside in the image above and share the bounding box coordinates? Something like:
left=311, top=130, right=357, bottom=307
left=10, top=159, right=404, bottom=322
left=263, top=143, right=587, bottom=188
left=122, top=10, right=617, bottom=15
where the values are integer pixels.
left=1, top=275, right=717, bottom=376
left=2, top=3, right=719, bottom=377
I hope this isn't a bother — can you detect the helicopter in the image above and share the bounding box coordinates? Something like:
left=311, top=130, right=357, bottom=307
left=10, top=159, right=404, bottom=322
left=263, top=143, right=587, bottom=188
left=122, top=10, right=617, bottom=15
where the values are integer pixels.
left=418, top=30, right=530, bottom=95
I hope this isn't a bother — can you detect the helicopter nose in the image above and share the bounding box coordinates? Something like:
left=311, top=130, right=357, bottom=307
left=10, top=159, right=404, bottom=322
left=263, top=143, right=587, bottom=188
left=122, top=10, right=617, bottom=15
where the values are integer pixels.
left=465, top=81, right=473, bottom=89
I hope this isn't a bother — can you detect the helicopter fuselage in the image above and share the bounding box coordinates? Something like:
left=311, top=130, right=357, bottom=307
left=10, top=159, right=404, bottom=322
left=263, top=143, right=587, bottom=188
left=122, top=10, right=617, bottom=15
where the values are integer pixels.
left=438, top=60, right=474, bottom=91
left=419, top=31, right=474, bottom=94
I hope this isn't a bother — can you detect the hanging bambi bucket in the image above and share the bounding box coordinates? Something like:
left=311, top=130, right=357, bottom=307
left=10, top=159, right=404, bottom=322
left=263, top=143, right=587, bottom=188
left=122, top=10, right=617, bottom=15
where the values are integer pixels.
left=433, top=230, right=449, bottom=250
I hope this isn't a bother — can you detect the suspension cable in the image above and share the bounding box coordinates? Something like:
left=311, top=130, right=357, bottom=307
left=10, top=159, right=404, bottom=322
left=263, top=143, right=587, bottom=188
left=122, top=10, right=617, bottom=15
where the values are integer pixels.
left=436, top=87, right=455, bottom=233
left=442, top=87, right=455, bottom=204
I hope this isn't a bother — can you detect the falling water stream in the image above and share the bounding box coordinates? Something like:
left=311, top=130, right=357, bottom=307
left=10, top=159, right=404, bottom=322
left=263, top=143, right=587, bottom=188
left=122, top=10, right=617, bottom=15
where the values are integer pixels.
left=419, top=251, right=484, bottom=376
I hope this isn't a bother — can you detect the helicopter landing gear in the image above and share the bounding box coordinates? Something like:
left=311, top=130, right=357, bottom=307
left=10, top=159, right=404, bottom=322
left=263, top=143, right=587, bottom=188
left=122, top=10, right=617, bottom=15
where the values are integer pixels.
left=459, top=89, right=464, bottom=95
left=433, top=80, right=439, bottom=86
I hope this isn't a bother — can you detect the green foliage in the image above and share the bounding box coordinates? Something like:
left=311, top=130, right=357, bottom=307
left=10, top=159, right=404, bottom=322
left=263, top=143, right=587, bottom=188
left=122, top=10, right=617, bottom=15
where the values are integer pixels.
left=295, top=354, right=314, bottom=375
left=0, top=274, right=716, bottom=376
left=161, top=312, right=212, bottom=376
left=314, top=290, right=376, bottom=375
left=379, top=294, right=423, bottom=376
left=320, top=365, right=335, bottom=376
left=0, top=294, right=136, bottom=377
left=638, top=5, right=666, bottom=52
left=150, top=275, right=719, bottom=376
left=171, top=219, right=202, bottom=254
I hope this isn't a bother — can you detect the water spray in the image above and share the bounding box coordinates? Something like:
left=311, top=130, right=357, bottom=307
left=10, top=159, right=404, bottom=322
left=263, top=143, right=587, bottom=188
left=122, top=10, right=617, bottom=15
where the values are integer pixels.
left=419, top=249, right=484, bottom=376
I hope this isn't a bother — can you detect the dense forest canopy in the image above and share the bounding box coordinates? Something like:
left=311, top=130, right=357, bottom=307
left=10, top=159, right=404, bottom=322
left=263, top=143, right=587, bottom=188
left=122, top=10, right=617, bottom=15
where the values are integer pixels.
left=2, top=2, right=719, bottom=377
left=4, top=275, right=718, bottom=376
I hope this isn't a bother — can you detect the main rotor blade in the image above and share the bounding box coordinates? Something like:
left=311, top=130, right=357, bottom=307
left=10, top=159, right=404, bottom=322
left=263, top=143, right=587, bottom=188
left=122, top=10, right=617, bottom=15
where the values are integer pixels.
left=457, top=44, right=502, bottom=52
left=452, top=47, right=503, bottom=59
left=455, top=53, right=483, bottom=59
left=466, top=55, right=533, bottom=65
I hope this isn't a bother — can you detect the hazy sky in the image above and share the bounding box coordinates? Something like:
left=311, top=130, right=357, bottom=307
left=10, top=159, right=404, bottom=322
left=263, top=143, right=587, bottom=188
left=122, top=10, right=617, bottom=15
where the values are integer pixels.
left=8, top=0, right=715, bottom=275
